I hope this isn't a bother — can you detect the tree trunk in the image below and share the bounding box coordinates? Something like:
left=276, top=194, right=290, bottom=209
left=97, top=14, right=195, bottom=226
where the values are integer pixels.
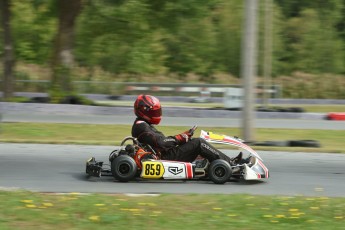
left=1, top=0, right=15, bottom=100
left=50, top=0, right=82, bottom=102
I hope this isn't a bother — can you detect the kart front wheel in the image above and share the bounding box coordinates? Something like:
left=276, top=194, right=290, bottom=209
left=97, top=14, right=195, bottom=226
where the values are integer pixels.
left=111, top=155, right=137, bottom=182
left=208, top=159, right=232, bottom=184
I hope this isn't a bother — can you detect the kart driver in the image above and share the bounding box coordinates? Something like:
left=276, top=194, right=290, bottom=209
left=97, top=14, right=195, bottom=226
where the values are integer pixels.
left=131, top=94, right=242, bottom=166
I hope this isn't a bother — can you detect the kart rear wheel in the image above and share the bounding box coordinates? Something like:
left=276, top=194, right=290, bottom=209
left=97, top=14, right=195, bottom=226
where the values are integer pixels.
left=111, top=155, right=137, bottom=182
left=208, top=159, right=232, bottom=184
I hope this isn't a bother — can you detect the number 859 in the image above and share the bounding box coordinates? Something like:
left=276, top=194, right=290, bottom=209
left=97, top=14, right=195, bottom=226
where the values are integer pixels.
left=145, top=163, right=161, bottom=176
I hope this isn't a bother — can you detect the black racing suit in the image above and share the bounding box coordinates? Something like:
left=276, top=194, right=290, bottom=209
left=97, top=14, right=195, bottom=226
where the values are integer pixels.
left=131, top=119, right=233, bottom=164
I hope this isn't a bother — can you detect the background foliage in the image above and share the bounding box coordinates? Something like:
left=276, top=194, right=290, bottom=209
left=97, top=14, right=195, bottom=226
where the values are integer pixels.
left=1, top=0, right=345, bottom=98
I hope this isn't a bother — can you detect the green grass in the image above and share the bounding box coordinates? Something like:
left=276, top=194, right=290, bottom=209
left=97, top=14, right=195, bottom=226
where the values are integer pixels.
left=0, top=191, right=344, bottom=230
left=277, top=104, right=345, bottom=113
left=1, top=123, right=344, bottom=229
left=1, top=123, right=345, bottom=153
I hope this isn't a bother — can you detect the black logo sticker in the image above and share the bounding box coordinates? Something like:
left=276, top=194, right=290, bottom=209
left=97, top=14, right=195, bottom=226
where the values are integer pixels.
left=168, top=167, right=183, bottom=175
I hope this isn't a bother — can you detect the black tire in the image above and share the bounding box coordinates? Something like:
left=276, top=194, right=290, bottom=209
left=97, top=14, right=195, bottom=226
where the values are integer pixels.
left=208, top=159, right=232, bottom=184
left=111, top=155, right=137, bottom=182
left=254, top=141, right=288, bottom=147
left=288, top=140, right=321, bottom=148
left=289, top=107, right=304, bottom=113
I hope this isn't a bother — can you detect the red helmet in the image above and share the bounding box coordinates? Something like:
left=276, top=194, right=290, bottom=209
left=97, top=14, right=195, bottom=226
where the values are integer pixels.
left=134, top=95, right=162, bottom=125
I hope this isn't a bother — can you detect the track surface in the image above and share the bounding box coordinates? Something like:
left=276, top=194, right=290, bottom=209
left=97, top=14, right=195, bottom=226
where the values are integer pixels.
left=2, top=113, right=345, bottom=130
left=1, top=143, right=344, bottom=197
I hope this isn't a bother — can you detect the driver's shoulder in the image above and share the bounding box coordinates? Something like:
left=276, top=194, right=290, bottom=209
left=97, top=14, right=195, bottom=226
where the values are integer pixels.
left=135, top=120, right=146, bottom=125
left=133, top=120, right=151, bottom=132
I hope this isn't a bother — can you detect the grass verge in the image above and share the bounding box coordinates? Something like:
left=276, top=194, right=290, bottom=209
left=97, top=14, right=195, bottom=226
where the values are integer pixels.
left=0, top=123, right=344, bottom=153
left=0, top=191, right=344, bottom=230
left=97, top=101, right=345, bottom=113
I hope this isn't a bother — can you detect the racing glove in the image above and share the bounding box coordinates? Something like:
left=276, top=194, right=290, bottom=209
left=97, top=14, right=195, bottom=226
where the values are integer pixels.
left=175, top=131, right=192, bottom=144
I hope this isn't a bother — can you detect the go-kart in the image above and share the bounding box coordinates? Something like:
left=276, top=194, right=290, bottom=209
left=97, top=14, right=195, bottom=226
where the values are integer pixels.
left=86, top=128, right=269, bottom=184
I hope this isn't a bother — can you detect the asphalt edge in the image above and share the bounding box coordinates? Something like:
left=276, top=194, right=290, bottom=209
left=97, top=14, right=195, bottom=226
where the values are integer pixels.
left=0, top=102, right=327, bottom=120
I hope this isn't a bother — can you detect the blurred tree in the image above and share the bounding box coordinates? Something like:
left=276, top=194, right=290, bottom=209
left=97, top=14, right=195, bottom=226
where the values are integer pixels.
left=0, top=0, right=15, bottom=99
left=3, top=0, right=345, bottom=87
left=281, top=8, right=344, bottom=74
left=162, top=17, right=218, bottom=79
left=258, top=1, right=286, bottom=77
left=146, top=0, right=220, bottom=78
left=276, top=0, right=345, bottom=74
left=76, top=0, right=167, bottom=77
left=11, top=0, right=56, bottom=64
left=212, top=1, right=243, bottom=77
left=50, top=0, right=82, bottom=101
left=335, top=0, right=345, bottom=41
left=76, top=0, right=220, bottom=79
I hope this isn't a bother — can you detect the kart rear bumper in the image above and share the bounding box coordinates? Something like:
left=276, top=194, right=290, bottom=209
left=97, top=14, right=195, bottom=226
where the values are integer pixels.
left=86, top=157, right=110, bottom=177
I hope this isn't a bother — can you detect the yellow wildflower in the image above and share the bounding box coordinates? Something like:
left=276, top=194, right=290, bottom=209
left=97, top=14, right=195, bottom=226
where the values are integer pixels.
left=288, top=208, right=299, bottom=212
left=94, top=204, right=105, bottom=207
left=43, top=203, right=54, bottom=207
left=69, top=192, right=80, bottom=195
left=227, top=214, right=237, bottom=217
left=89, top=216, right=100, bottom=222
left=21, top=200, right=33, bottom=203
left=129, top=209, right=140, bottom=212
left=153, top=211, right=162, bottom=214
left=246, top=204, right=255, bottom=206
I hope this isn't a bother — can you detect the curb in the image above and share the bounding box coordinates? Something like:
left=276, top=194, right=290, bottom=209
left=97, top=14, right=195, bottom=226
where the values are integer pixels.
left=326, top=112, right=345, bottom=121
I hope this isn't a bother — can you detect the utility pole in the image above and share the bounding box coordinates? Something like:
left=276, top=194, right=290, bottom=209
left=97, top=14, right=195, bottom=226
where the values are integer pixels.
left=241, top=0, right=258, bottom=142
left=263, top=0, right=273, bottom=107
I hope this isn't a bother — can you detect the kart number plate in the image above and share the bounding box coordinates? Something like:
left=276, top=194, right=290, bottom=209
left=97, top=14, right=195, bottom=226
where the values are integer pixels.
left=141, top=162, right=165, bottom=179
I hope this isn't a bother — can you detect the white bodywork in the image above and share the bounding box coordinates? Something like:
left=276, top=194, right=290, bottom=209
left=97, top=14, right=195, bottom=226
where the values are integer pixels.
left=200, top=130, right=269, bottom=180
left=200, top=130, right=263, bottom=161
left=244, top=164, right=260, bottom=180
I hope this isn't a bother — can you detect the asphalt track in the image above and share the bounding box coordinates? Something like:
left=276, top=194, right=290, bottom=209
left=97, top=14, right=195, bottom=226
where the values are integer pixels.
left=1, top=143, right=344, bottom=197
left=1, top=103, right=344, bottom=197
left=1, top=100, right=345, bottom=130
left=2, top=113, right=345, bottom=130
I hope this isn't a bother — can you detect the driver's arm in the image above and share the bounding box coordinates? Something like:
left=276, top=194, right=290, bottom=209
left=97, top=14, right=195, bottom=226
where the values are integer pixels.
left=132, top=122, right=178, bottom=151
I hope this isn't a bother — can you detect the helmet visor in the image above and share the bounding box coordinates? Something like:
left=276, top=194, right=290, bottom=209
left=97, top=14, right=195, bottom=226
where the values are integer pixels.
left=146, top=108, right=162, bottom=118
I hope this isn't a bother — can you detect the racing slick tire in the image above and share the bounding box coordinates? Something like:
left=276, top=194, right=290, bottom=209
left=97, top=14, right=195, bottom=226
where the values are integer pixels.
left=288, top=140, right=320, bottom=148
left=208, top=159, right=232, bottom=184
left=111, top=155, right=137, bottom=182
